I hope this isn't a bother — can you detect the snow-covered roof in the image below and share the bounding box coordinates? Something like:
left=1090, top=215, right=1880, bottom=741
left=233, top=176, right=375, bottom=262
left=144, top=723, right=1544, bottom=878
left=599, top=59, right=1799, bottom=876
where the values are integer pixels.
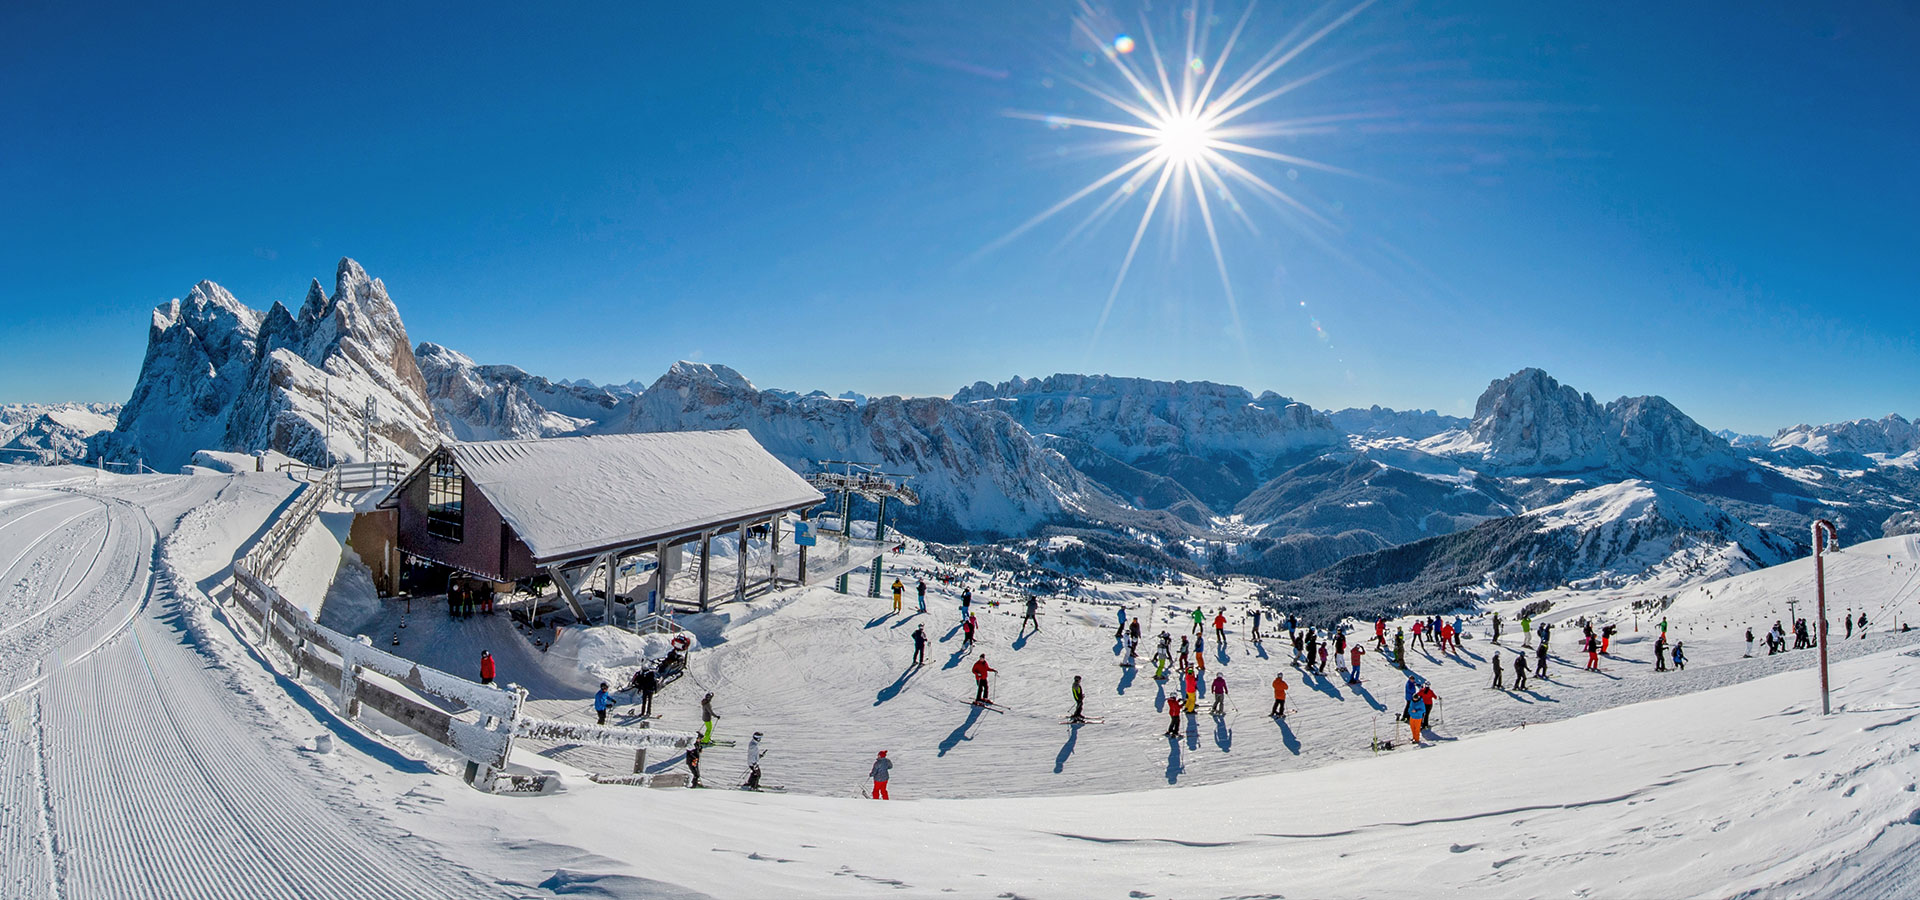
left=424, top=430, right=823, bottom=565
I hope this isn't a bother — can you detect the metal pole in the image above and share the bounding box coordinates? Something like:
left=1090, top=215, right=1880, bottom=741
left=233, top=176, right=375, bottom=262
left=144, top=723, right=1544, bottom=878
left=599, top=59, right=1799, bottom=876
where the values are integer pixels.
left=1812, top=519, right=1836, bottom=715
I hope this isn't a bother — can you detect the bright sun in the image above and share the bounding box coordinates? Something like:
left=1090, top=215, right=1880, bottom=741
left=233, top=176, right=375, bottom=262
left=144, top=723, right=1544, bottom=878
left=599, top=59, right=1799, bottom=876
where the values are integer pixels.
left=1152, top=113, right=1213, bottom=162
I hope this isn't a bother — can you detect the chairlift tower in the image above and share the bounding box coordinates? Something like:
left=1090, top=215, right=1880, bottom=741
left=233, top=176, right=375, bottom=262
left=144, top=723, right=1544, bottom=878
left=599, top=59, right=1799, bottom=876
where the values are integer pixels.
left=805, top=461, right=918, bottom=596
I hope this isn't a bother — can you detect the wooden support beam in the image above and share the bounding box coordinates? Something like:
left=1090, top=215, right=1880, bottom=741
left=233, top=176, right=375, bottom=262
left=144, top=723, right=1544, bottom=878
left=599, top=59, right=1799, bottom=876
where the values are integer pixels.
left=545, top=563, right=592, bottom=623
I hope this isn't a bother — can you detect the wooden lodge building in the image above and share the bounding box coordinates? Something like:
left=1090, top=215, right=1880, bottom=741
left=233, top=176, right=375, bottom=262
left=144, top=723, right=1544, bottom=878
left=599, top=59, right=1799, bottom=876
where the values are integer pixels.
left=360, top=430, right=824, bottom=623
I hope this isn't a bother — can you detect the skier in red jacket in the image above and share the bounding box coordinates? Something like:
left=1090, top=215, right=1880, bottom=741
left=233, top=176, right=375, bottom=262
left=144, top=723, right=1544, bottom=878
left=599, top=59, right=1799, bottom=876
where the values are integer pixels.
left=479, top=650, right=495, bottom=685
left=971, top=655, right=996, bottom=704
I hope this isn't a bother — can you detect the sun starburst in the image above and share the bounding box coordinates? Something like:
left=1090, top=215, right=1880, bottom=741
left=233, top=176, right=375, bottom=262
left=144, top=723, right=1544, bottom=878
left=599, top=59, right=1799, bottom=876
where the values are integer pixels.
left=994, top=0, right=1376, bottom=352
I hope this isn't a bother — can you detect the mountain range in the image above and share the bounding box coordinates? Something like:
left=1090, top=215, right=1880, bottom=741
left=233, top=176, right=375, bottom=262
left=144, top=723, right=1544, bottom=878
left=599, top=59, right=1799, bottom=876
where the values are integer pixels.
left=25, top=259, right=1918, bottom=611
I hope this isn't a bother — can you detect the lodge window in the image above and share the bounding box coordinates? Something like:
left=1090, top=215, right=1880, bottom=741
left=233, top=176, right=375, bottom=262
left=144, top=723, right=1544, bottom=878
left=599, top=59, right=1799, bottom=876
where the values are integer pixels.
left=427, top=457, right=464, bottom=541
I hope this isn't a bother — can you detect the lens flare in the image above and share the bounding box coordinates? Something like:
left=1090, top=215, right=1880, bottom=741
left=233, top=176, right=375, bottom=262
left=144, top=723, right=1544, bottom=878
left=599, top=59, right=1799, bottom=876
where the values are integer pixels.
left=995, top=0, right=1377, bottom=353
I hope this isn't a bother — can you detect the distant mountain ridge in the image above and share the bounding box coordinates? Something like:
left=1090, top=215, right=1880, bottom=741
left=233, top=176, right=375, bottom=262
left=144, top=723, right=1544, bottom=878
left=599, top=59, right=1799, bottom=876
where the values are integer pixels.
left=62, top=259, right=1920, bottom=613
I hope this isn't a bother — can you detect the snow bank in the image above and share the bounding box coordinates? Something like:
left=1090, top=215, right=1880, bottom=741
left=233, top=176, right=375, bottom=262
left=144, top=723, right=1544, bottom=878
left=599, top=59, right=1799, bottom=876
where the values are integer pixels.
left=545, top=625, right=699, bottom=690
left=318, top=549, right=382, bottom=636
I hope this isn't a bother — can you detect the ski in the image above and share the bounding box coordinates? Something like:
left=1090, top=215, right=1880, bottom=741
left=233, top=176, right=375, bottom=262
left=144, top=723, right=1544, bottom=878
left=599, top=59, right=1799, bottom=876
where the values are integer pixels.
left=1060, top=717, right=1105, bottom=724
left=958, top=699, right=1007, bottom=713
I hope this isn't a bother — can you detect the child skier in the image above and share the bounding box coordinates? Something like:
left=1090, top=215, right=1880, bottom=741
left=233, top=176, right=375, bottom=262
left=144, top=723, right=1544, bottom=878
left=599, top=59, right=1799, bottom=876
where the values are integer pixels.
left=593, top=682, right=615, bottom=725
left=1210, top=675, right=1229, bottom=716
left=972, top=655, right=997, bottom=704
left=869, top=750, right=892, bottom=799
left=1069, top=675, right=1085, bottom=722
left=1271, top=672, right=1288, bottom=717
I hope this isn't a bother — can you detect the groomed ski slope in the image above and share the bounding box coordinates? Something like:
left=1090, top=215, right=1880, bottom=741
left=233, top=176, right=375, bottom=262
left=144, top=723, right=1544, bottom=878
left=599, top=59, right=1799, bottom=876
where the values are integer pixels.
left=0, top=469, right=499, bottom=900
left=3, top=463, right=1918, bottom=899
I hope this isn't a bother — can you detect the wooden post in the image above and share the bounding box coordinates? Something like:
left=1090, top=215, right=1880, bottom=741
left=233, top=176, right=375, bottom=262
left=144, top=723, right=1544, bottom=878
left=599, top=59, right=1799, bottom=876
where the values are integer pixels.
left=698, top=532, right=712, bottom=612
left=633, top=720, right=650, bottom=774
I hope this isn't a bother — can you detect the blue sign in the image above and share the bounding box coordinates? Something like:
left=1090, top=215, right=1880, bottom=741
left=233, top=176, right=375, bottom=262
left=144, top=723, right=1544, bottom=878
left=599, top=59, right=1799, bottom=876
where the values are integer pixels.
left=793, top=521, right=816, bottom=547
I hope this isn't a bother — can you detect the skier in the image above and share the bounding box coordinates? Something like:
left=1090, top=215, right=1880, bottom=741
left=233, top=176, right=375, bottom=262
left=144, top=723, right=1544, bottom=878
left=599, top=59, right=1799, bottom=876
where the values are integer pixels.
left=972, top=655, right=997, bottom=704
left=1512, top=653, right=1528, bottom=691
left=911, top=624, right=928, bottom=666
left=1393, top=628, right=1406, bottom=670
left=960, top=587, right=972, bottom=621
left=1318, top=642, right=1330, bottom=674
left=1672, top=641, right=1687, bottom=671
left=1249, top=607, right=1264, bottom=641
left=1114, top=607, right=1128, bottom=640
left=1410, top=619, right=1425, bottom=650
left=701, top=692, right=719, bottom=744
left=1440, top=621, right=1455, bottom=654
left=1182, top=668, right=1199, bottom=714
left=1491, top=612, right=1503, bottom=644
left=479, top=650, right=496, bottom=686
left=1178, top=635, right=1191, bottom=668
left=869, top=750, right=892, bottom=799
left=1534, top=641, right=1549, bottom=679
left=1069, top=675, right=1085, bottom=722
left=1165, top=694, right=1183, bottom=736
left=1210, top=674, right=1229, bottom=716
left=1521, top=615, right=1533, bottom=647
left=1374, top=618, right=1387, bottom=651
left=1334, top=629, right=1347, bottom=659
left=1407, top=689, right=1429, bottom=745
left=684, top=742, right=702, bottom=788
left=1021, top=594, right=1041, bottom=634
left=1348, top=645, right=1365, bottom=684
left=1858, top=612, right=1868, bottom=637
left=962, top=613, right=977, bottom=648
left=916, top=579, right=927, bottom=613
left=1654, top=635, right=1668, bottom=672
left=1584, top=632, right=1600, bottom=672
left=1401, top=673, right=1423, bottom=723
left=1744, top=627, right=1754, bottom=657
left=1129, top=617, right=1142, bottom=644
left=594, top=682, right=615, bottom=725
left=632, top=667, right=658, bottom=717
left=1152, top=643, right=1171, bottom=680
left=1190, top=606, right=1205, bottom=636
left=1601, top=624, right=1614, bottom=655
left=1658, top=617, right=1669, bottom=640
left=1214, top=610, right=1228, bottom=646
left=1845, top=609, right=1853, bottom=639
left=1491, top=651, right=1505, bottom=689
left=1271, top=672, right=1288, bottom=717
left=892, top=578, right=904, bottom=613
left=745, top=732, right=765, bottom=790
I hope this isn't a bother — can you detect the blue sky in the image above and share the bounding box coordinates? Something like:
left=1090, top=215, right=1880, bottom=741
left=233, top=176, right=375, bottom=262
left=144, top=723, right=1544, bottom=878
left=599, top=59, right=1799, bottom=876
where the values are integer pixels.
left=2, top=1, right=1914, bottom=434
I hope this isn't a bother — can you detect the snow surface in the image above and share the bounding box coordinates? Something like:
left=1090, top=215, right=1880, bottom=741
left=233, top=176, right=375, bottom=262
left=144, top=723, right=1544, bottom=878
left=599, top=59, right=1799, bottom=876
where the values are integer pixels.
left=444, top=430, right=824, bottom=563
left=5, top=461, right=1920, bottom=899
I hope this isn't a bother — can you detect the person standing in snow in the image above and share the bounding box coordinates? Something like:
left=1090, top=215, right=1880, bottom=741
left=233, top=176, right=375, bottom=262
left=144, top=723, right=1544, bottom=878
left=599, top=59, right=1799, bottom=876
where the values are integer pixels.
left=1672, top=641, right=1687, bottom=671
left=1069, top=675, right=1086, bottom=722
left=1334, top=628, right=1347, bottom=660
left=916, top=579, right=927, bottom=613
left=1178, top=635, right=1191, bottom=669
left=1512, top=652, right=1528, bottom=691
left=1271, top=672, right=1289, bottom=717
left=701, top=692, right=719, bottom=744
left=594, top=682, right=615, bottom=725
left=1318, top=642, right=1330, bottom=674
left=972, top=655, right=997, bottom=704
left=1491, top=651, right=1504, bottom=690
left=1114, top=607, right=1128, bottom=640
left=1858, top=611, right=1868, bottom=637
left=891, top=578, right=904, bottom=613
left=1189, top=606, right=1205, bottom=637
left=479, top=650, right=495, bottom=686
left=1182, top=668, right=1199, bottom=714
left=1400, top=673, right=1422, bottom=722
left=684, top=742, right=703, bottom=788
left=1491, top=612, right=1503, bottom=644
left=1601, top=624, right=1615, bottom=655
left=1410, top=619, right=1425, bottom=651
left=869, top=750, right=892, bottom=799
left=960, top=587, right=972, bottom=623
left=1654, top=635, right=1668, bottom=672
left=1249, top=608, right=1264, bottom=641
left=1214, top=610, right=1228, bottom=646
left=1210, top=675, right=1229, bottom=716
left=1393, top=628, right=1406, bottom=670
left=962, top=613, right=977, bottom=648
left=1584, top=632, right=1600, bottom=672
left=1166, top=694, right=1183, bottom=736
left=911, top=624, right=928, bottom=667
left=1407, top=690, right=1429, bottom=745
left=1374, top=618, right=1387, bottom=651
left=1745, top=627, right=1754, bottom=657
left=1521, top=615, right=1532, bottom=646
left=1153, top=643, right=1171, bottom=680
left=1020, top=594, right=1041, bottom=634
left=1534, top=641, right=1550, bottom=679
left=745, top=732, right=765, bottom=790
left=631, top=667, right=659, bottom=716
left=1348, top=645, right=1365, bottom=684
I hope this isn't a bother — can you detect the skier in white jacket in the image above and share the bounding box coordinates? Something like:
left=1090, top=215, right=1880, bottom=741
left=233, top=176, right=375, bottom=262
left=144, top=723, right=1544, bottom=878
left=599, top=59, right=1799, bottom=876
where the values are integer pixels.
left=745, top=732, right=766, bottom=790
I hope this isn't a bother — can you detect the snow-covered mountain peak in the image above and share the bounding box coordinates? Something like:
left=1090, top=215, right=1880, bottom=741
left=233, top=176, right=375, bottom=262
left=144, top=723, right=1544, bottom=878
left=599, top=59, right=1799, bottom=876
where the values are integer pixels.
left=1771, top=413, right=1919, bottom=458
left=658, top=361, right=756, bottom=393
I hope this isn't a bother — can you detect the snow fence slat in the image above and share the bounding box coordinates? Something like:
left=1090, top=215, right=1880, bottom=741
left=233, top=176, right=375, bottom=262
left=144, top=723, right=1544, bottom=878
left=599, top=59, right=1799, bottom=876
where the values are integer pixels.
left=515, top=717, right=698, bottom=750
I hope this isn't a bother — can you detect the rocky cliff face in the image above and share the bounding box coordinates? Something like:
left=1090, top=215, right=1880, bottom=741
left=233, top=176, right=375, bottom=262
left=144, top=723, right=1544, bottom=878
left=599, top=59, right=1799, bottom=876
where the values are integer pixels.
left=609, top=362, right=1110, bottom=540
left=416, top=342, right=628, bottom=441
left=1422, top=368, right=1744, bottom=483
left=953, top=373, right=1346, bottom=511
left=1325, top=405, right=1467, bottom=440
left=0, top=403, right=119, bottom=463
left=97, top=259, right=440, bottom=469
left=1772, top=414, right=1919, bottom=458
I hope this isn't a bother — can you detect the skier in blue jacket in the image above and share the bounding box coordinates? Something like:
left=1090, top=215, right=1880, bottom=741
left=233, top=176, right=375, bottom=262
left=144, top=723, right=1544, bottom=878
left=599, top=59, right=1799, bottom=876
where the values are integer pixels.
left=593, top=682, right=615, bottom=725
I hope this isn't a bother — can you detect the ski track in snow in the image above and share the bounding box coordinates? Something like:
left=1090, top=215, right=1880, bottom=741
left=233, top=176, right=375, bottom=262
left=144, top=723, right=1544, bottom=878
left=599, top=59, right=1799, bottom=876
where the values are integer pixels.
left=0, top=472, right=504, bottom=900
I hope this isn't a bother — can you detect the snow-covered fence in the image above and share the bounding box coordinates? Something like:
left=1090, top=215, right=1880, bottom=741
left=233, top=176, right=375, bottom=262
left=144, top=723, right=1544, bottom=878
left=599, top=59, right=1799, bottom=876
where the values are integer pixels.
left=241, top=469, right=336, bottom=583
left=517, top=717, right=697, bottom=786
left=226, top=467, right=536, bottom=792
left=230, top=563, right=525, bottom=788
left=335, top=460, right=405, bottom=492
